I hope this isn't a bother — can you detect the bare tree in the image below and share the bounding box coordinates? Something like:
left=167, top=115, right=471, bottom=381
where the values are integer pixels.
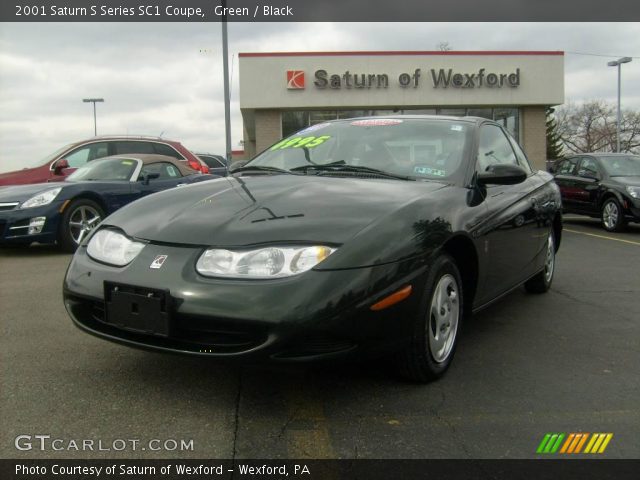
left=556, top=100, right=640, bottom=154
left=437, top=42, right=452, bottom=52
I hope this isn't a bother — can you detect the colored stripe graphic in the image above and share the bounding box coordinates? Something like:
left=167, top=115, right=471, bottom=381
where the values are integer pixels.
left=537, top=433, right=565, bottom=454
left=539, top=433, right=613, bottom=454
left=584, top=433, right=613, bottom=454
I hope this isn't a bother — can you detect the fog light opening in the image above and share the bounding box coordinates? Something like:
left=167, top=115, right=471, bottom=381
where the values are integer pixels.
left=370, top=285, right=413, bottom=311
left=28, top=217, right=46, bottom=235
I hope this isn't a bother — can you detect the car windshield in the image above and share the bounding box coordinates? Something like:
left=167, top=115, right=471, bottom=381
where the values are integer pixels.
left=247, top=118, right=472, bottom=181
left=29, top=144, right=73, bottom=168
left=599, top=155, right=640, bottom=176
left=66, top=157, right=139, bottom=182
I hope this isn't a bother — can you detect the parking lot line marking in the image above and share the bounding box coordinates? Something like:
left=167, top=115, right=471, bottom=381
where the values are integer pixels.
left=284, top=381, right=335, bottom=459
left=564, top=229, right=640, bottom=246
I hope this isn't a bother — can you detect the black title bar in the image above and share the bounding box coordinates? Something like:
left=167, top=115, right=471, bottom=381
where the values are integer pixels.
left=2, top=459, right=640, bottom=480
left=2, top=0, right=640, bottom=22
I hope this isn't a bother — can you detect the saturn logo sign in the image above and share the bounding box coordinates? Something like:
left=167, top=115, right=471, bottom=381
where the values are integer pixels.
left=287, top=70, right=305, bottom=89
left=150, top=255, right=168, bottom=269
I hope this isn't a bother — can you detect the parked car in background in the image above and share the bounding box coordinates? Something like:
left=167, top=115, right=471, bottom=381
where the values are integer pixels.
left=0, top=154, right=216, bottom=251
left=0, top=136, right=209, bottom=186
left=546, top=158, right=560, bottom=173
left=554, top=153, right=640, bottom=231
left=196, top=153, right=229, bottom=176
left=63, top=116, right=562, bottom=382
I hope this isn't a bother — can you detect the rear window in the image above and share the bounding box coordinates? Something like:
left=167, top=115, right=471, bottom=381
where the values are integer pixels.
left=153, top=143, right=184, bottom=159
left=113, top=141, right=155, bottom=155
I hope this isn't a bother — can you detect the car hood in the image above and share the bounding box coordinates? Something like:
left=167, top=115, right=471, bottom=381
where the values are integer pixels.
left=103, top=175, right=449, bottom=247
left=0, top=182, right=66, bottom=203
left=0, top=167, right=41, bottom=186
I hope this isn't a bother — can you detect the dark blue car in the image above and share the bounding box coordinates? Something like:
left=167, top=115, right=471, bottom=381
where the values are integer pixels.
left=0, top=154, right=217, bottom=251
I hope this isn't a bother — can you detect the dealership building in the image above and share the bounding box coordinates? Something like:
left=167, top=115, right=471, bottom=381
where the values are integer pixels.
left=238, top=51, right=564, bottom=170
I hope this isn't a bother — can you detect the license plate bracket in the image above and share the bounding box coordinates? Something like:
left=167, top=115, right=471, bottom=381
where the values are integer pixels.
left=104, top=282, right=171, bottom=337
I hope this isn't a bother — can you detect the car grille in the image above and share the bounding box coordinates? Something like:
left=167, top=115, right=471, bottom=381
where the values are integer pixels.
left=0, top=202, right=19, bottom=212
left=89, top=300, right=267, bottom=353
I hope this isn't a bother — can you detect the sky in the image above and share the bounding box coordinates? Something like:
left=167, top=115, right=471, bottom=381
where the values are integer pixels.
left=0, top=22, right=639, bottom=173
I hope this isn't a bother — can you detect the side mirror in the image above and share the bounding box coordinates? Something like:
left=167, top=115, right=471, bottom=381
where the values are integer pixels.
left=140, top=172, right=161, bottom=185
left=228, top=160, right=248, bottom=173
left=477, top=164, right=527, bottom=186
left=53, top=158, right=70, bottom=175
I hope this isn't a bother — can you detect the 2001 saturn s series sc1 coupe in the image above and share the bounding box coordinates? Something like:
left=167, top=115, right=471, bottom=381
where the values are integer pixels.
left=63, top=116, right=562, bottom=382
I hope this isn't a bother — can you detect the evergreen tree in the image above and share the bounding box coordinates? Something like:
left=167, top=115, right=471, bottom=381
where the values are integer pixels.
left=546, top=107, right=563, bottom=159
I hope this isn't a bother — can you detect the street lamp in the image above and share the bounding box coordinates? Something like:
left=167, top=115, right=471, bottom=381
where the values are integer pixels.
left=82, top=98, right=104, bottom=136
left=607, top=57, right=632, bottom=153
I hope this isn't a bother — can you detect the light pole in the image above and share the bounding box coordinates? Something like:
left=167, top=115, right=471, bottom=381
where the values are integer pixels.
left=82, top=98, right=104, bottom=136
left=221, top=1, right=232, bottom=164
left=607, top=57, right=632, bottom=153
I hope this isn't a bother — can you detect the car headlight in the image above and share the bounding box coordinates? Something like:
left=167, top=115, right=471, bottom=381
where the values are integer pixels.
left=626, top=186, right=640, bottom=199
left=20, top=187, right=62, bottom=209
left=196, top=245, right=336, bottom=279
left=86, top=229, right=146, bottom=266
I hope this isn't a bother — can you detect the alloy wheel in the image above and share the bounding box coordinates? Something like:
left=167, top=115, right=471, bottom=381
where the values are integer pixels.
left=603, top=201, right=619, bottom=230
left=427, top=274, right=460, bottom=363
left=68, top=205, right=102, bottom=245
left=544, top=233, right=555, bottom=284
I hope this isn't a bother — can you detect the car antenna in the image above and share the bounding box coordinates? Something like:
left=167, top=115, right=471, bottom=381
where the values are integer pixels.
left=159, top=131, right=165, bottom=138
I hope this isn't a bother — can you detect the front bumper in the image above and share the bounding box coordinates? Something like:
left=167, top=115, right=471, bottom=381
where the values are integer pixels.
left=0, top=201, right=63, bottom=245
left=63, top=242, right=428, bottom=361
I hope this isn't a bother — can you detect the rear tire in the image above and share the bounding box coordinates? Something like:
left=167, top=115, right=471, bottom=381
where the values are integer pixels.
left=525, top=231, right=555, bottom=294
left=396, top=254, right=463, bottom=383
left=58, top=199, right=104, bottom=253
left=601, top=198, right=626, bottom=232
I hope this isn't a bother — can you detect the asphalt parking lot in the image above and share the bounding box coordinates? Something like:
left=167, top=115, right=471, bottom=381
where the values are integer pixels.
left=1, top=217, right=639, bottom=460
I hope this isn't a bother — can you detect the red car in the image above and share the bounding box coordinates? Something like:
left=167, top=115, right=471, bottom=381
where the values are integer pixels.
left=0, top=136, right=208, bottom=186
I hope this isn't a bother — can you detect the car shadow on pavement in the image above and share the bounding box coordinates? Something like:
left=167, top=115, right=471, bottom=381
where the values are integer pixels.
left=0, top=243, right=70, bottom=257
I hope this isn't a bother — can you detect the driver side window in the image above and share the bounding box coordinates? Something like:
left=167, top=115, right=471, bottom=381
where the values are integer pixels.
left=477, top=125, right=518, bottom=172
left=64, top=142, right=110, bottom=168
left=577, top=157, right=600, bottom=179
left=139, top=162, right=182, bottom=180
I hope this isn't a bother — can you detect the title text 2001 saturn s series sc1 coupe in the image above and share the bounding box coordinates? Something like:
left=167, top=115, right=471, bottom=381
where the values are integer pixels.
left=63, top=116, right=562, bottom=382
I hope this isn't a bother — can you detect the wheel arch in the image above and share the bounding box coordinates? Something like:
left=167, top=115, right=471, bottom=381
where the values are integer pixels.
left=63, top=193, right=109, bottom=216
left=441, top=234, right=479, bottom=316
left=598, top=189, right=624, bottom=210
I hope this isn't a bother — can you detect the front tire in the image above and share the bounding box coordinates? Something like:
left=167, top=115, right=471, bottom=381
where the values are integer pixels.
left=397, top=254, right=462, bottom=383
left=525, top=231, right=555, bottom=294
left=601, top=198, right=626, bottom=232
left=58, top=199, right=104, bottom=252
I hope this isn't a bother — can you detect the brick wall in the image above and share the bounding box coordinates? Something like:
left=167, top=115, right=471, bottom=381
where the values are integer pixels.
left=255, top=109, right=282, bottom=154
left=521, top=106, right=547, bottom=171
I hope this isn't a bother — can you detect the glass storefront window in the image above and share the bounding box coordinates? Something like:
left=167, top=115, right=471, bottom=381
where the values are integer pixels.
left=281, top=107, right=521, bottom=140
left=282, top=111, right=309, bottom=137
left=493, top=108, right=519, bottom=140
left=466, top=108, right=493, bottom=119
left=437, top=108, right=467, bottom=117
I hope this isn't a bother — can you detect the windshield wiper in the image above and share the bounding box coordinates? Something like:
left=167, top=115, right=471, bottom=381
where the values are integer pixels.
left=291, top=163, right=414, bottom=181
left=231, top=165, right=297, bottom=175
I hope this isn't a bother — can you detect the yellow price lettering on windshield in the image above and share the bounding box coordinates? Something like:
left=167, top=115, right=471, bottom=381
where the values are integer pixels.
left=270, top=135, right=331, bottom=150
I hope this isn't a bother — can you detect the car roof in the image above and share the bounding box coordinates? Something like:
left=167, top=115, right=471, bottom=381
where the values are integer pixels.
left=567, top=153, right=640, bottom=157
left=328, top=114, right=485, bottom=125
left=66, top=135, right=182, bottom=148
left=99, top=154, right=198, bottom=175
